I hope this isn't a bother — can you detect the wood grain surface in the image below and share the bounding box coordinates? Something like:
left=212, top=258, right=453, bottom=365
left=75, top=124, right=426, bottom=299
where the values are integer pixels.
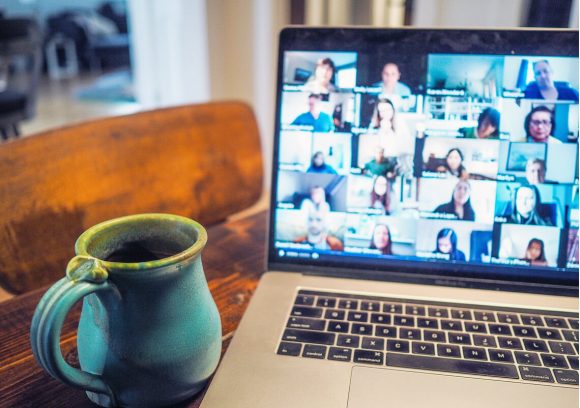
left=0, top=210, right=268, bottom=408
left=0, top=101, right=263, bottom=294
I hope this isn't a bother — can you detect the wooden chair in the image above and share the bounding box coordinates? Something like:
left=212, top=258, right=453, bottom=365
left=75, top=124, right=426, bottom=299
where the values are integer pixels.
left=0, top=101, right=263, bottom=294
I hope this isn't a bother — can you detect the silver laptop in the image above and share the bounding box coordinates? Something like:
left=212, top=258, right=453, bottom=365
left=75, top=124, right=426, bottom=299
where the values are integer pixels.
left=202, top=27, right=579, bottom=407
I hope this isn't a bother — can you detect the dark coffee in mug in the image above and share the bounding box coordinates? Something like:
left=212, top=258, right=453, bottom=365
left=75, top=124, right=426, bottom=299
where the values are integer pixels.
left=104, top=239, right=185, bottom=263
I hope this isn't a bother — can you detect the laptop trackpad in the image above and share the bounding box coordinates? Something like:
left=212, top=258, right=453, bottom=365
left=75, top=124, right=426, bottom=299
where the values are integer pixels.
left=347, top=366, right=577, bottom=408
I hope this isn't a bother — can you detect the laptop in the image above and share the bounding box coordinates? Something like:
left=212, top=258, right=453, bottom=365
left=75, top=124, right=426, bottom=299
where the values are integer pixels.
left=202, top=27, right=579, bottom=407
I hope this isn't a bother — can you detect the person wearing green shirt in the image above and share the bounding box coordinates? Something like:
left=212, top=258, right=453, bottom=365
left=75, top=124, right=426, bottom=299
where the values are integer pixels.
left=459, top=107, right=500, bottom=139
left=363, top=147, right=396, bottom=177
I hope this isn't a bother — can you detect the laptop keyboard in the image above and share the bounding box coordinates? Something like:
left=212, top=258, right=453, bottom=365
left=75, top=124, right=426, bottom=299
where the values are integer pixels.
left=276, top=290, right=579, bottom=386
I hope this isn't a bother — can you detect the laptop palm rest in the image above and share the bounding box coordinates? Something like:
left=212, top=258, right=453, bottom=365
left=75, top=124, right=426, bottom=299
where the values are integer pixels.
left=347, top=366, right=577, bottom=408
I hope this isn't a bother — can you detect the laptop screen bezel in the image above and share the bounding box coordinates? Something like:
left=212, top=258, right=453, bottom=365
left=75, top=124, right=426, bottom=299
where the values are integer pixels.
left=267, top=27, right=579, bottom=297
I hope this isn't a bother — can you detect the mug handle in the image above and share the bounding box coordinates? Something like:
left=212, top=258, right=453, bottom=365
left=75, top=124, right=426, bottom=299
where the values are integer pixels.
left=30, top=255, right=117, bottom=405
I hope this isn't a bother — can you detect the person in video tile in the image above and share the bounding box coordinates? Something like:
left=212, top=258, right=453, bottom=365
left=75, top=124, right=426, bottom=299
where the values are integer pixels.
left=521, top=238, right=548, bottom=267
left=291, top=93, right=334, bottom=132
left=436, top=148, right=469, bottom=179
left=370, top=175, right=391, bottom=214
left=363, top=146, right=396, bottom=177
left=294, top=209, right=343, bottom=251
left=300, top=185, right=331, bottom=213
left=433, top=180, right=476, bottom=221
left=371, top=98, right=413, bottom=156
left=525, top=158, right=546, bottom=185
left=307, top=151, right=337, bottom=174
left=525, top=106, right=560, bottom=144
left=524, top=60, right=579, bottom=102
left=459, top=108, right=500, bottom=139
left=369, top=223, right=393, bottom=255
left=507, top=184, right=553, bottom=226
left=304, top=58, right=337, bottom=94
left=433, top=228, right=466, bottom=261
left=376, top=63, right=412, bottom=98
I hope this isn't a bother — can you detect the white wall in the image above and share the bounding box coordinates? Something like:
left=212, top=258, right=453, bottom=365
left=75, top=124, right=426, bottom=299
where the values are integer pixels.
left=412, top=0, right=527, bottom=27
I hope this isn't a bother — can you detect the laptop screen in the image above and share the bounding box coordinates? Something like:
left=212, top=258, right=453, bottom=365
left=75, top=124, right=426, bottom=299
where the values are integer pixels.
left=269, top=28, right=579, bottom=289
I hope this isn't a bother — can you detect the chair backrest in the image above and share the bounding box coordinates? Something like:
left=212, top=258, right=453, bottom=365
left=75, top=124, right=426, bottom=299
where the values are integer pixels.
left=0, top=101, right=263, bottom=294
left=0, top=18, right=42, bottom=122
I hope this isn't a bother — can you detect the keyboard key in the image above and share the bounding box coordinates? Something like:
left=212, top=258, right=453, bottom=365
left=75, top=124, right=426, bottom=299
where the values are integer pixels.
left=383, top=303, right=403, bottom=314
left=316, top=297, right=336, bottom=308
left=464, top=322, right=487, bottom=333
left=463, top=346, right=487, bottom=360
left=282, top=329, right=335, bottom=345
left=291, top=306, right=323, bottom=318
left=394, top=315, right=415, bottom=327
left=354, top=349, right=384, bottom=365
left=488, top=349, right=514, bottom=363
left=277, top=342, right=302, bottom=356
left=428, top=307, right=449, bottom=318
left=553, top=369, right=579, bottom=386
left=514, top=351, right=541, bottom=366
left=441, top=320, right=463, bottom=331
left=362, top=337, right=385, bottom=351
left=568, top=319, right=579, bottom=330
left=523, top=339, right=548, bottom=352
left=512, top=326, right=536, bottom=338
left=351, top=323, right=372, bottom=335
left=436, top=344, right=461, bottom=358
left=302, top=344, right=327, bottom=359
left=406, top=305, right=425, bottom=316
left=562, top=330, right=579, bottom=342
left=338, top=299, right=358, bottom=310
left=400, top=329, right=421, bottom=340
left=519, top=366, right=554, bottom=383
left=497, top=337, right=522, bottom=350
left=521, top=315, right=543, bottom=326
left=451, top=309, right=472, bottom=320
left=541, top=353, right=569, bottom=368
left=473, top=335, right=497, bottom=348
left=324, top=309, right=345, bottom=320
left=537, top=328, right=562, bottom=340
left=545, top=317, right=568, bottom=329
left=337, top=334, right=360, bottom=348
left=412, top=342, right=435, bottom=355
left=448, top=332, right=471, bottom=345
left=423, top=330, right=446, bottom=343
left=375, top=325, right=397, bottom=338
left=387, top=339, right=410, bottom=353
left=497, top=313, right=520, bottom=324
left=287, top=316, right=326, bottom=330
left=417, top=318, right=439, bottom=329
left=387, top=354, right=518, bottom=379
left=474, top=311, right=495, bottom=322
left=567, top=356, right=579, bottom=370
left=370, top=313, right=391, bottom=324
left=348, top=311, right=369, bottom=322
left=548, top=341, right=575, bottom=355
left=327, top=320, right=349, bottom=333
left=294, top=295, right=315, bottom=306
left=360, top=301, right=380, bottom=312
left=328, top=347, right=352, bottom=362
left=489, top=324, right=512, bottom=336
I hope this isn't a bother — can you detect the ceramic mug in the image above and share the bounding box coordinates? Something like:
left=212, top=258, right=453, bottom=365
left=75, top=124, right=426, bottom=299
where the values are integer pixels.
left=30, top=214, right=222, bottom=407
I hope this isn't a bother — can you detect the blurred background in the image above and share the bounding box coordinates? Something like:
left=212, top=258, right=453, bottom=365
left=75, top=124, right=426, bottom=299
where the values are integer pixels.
left=0, top=0, right=577, bottom=185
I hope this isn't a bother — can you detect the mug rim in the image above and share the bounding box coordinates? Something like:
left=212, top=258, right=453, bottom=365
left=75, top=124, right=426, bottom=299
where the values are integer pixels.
left=75, top=213, right=207, bottom=271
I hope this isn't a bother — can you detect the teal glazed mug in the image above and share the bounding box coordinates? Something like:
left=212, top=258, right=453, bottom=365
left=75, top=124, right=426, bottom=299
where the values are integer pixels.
left=30, top=214, right=222, bottom=407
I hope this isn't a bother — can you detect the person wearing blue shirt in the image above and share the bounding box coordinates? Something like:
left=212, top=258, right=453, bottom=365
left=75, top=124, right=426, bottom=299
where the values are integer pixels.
left=306, top=151, right=337, bottom=174
left=524, top=60, right=579, bottom=102
left=291, top=94, right=334, bottom=132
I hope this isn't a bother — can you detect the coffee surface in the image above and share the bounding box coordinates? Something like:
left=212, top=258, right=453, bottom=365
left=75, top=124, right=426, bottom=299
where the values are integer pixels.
left=104, top=240, right=182, bottom=263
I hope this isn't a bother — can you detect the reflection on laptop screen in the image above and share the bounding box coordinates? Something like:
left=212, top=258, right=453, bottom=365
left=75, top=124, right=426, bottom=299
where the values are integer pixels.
left=271, top=30, right=579, bottom=281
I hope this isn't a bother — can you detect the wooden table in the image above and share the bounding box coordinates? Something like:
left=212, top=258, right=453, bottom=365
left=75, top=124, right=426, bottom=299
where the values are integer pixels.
left=0, top=211, right=267, bottom=408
